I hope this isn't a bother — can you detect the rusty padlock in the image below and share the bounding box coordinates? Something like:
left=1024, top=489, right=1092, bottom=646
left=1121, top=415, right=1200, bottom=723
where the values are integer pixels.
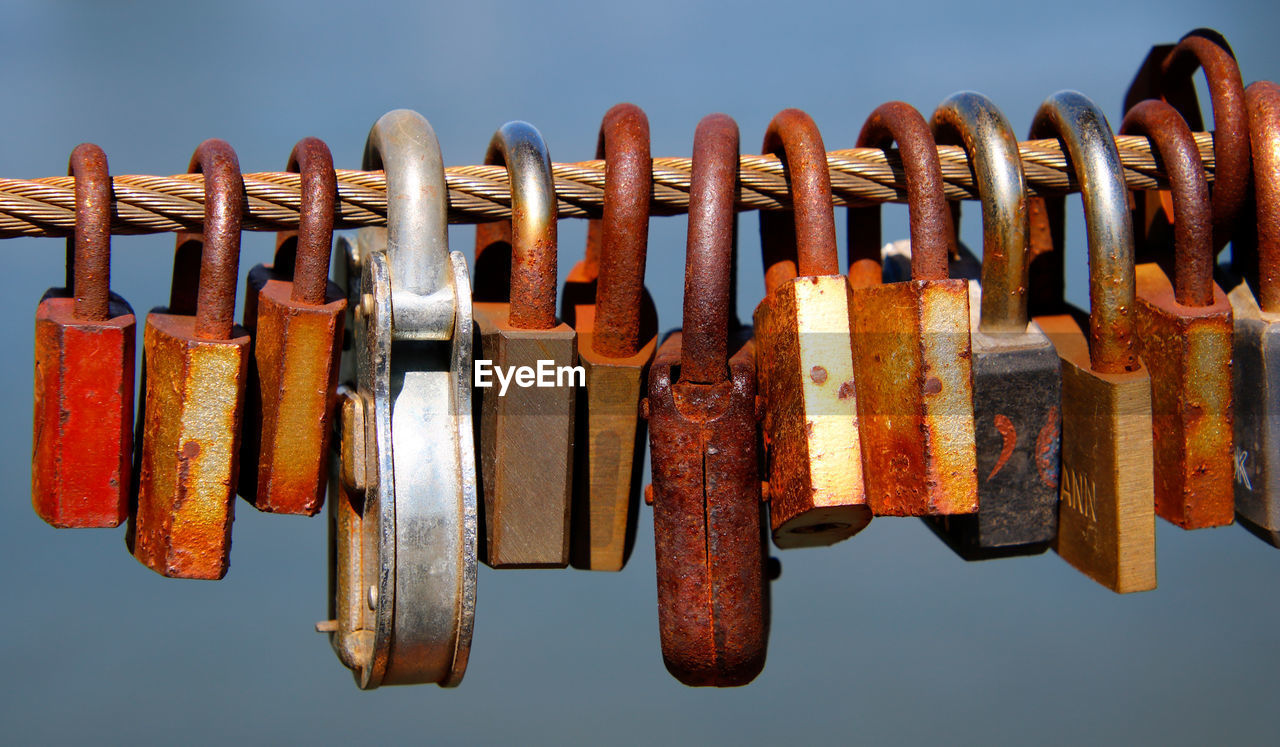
left=130, top=139, right=250, bottom=579
left=924, top=92, right=1061, bottom=556
left=752, top=108, right=870, bottom=548
left=1231, top=81, right=1280, bottom=545
left=1120, top=100, right=1234, bottom=530
left=32, top=144, right=135, bottom=528
left=324, top=110, right=477, bottom=688
left=846, top=101, right=978, bottom=517
left=1027, top=91, right=1156, bottom=593
left=471, top=121, right=577, bottom=569
left=238, top=137, right=345, bottom=515
left=647, top=113, right=766, bottom=687
left=562, top=103, right=658, bottom=572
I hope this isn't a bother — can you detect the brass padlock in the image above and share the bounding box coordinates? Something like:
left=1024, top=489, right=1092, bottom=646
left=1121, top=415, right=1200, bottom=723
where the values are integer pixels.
left=924, top=91, right=1061, bottom=556
left=562, top=103, right=658, bottom=572
left=472, top=121, right=577, bottom=569
left=752, top=108, right=870, bottom=548
left=1028, top=91, right=1156, bottom=594
left=238, top=137, right=346, bottom=515
left=33, top=143, right=135, bottom=528
left=131, top=139, right=250, bottom=580
left=648, top=113, right=767, bottom=687
left=1121, top=100, right=1234, bottom=529
left=325, top=110, right=477, bottom=688
left=847, top=101, right=978, bottom=517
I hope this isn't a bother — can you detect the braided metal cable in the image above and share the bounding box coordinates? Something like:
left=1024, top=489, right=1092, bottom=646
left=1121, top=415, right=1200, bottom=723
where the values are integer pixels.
left=0, top=133, right=1214, bottom=238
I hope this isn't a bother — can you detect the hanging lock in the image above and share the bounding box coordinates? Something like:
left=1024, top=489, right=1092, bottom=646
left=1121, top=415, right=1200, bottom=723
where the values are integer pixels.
left=647, top=113, right=767, bottom=687
left=1028, top=92, right=1156, bottom=593
left=131, top=140, right=249, bottom=579
left=32, top=144, right=135, bottom=528
left=561, top=104, right=658, bottom=572
left=471, top=121, right=576, bottom=569
left=325, top=110, right=477, bottom=688
left=1121, top=100, right=1234, bottom=529
left=923, top=92, right=1061, bottom=556
left=1230, top=81, right=1280, bottom=545
left=753, top=108, right=870, bottom=548
left=238, top=138, right=345, bottom=515
left=847, top=101, right=978, bottom=517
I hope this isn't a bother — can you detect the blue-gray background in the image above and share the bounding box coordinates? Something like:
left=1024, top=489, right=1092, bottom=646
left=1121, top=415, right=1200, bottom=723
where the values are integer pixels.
left=2, top=1, right=1278, bottom=744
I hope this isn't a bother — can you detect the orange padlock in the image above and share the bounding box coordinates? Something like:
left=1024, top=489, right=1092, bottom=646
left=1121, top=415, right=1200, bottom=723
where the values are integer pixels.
left=32, top=143, right=135, bottom=528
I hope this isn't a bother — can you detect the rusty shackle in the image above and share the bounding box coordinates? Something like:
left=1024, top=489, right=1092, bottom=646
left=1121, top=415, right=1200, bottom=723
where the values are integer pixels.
left=285, top=137, right=337, bottom=306
left=483, top=121, right=558, bottom=330
left=759, top=108, right=839, bottom=295
left=1247, top=81, right=1280, bottom=313
left=172, top=139, right=244, bottom=341
left=681, top=113, right=739, bottom=386
left=67, top=143, right=113, bottom=323
left=931, top=92, right=1030, bottom=333
left=1120, top=100, right=1214, bottom=308
left=850, top=101, right=954, bottom=286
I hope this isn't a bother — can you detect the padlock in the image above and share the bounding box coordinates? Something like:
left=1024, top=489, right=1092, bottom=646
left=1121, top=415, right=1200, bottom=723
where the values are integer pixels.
left=1028, top=91, right=1156, bottom=593
left=238, top=137, right=345, bottom=515
left=32, top=143, right=135, bottom=528
left=471, top=121, right=576, bottom=569
left=752, top=108, right=870, bottom=548
left=647, top=113, right=766, bottom=687
left=324, top=110, right=477, bottom=688
left=846, top=101, right=978, bottom=517
left=130, top=139, right=250, bottom=579
left=1120, top=100, right=1234, bottom=529
left=562, top=103, right=658, bottom=571
left=923, top=92, right=1061, bottom=556
left=1231, top=81, right=1280, bottom=545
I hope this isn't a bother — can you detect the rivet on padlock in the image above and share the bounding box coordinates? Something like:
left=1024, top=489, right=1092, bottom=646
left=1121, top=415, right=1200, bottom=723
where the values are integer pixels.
left=648, top=113, right=767, bottom=687
left=238, top=137, right=346, bottom=515
left=131, top=139, right=250, bottom=580
left=847, top=101, right=978, bottom=517
left=1028, top=91, right=1156, bottom=594
left=325, top=110, right=477, bottom=688
left=471, top=121, right=577, bottom=569
left=752, top=108, right=870, bottom=548
left=1230, top=81, right=1280, bottom=546
left=32, top=143, right=135, bottom=528
left=924, top=92, right=1061, bottom=555
left=562, top=104, right=659, bottom=572
left=1121, top=100, right=1234, bottom=530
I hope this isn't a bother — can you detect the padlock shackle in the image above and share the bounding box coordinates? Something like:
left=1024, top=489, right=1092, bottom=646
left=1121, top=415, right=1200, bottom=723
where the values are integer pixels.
left=286, top=137, right=337, bottom=306
left=680, top=113, right=739, bottom=385
left=481, top=121, right=558, bottom=331
left=1030, top=91, right=1140, bottom=374
left=1246, top=81, right=1280, bottom=313
left=850, top=101, right=954, bottom=284
left=1120, top=100, right=1214, bottom=308
left=760, top=108, right=839, bottom=295
left=931, top=92, right=1030, bottom=332
left=67, top=143, right=113, bottom=323
left=590, top=103, right=651, bottom=358
left=183, top=139, right=244, bottom=341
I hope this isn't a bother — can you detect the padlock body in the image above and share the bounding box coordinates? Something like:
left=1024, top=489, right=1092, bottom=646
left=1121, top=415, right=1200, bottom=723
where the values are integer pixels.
left=32, top=294, right=135, bottom=528
left=474, top=302, right=577, bottom=568
left=133, top=311, right=249, bottom=579
left=1039, top=313, right=1156, bottom=593
left=929, top=318, right=1061, bottom=555
left=569, top=305, right=655, bottom=571
left=1228, top=282, right=1280, bottom=545
left=649, top=333, right=765, bottom=687
left=753, top=275, right=870, bottom=548
left=1134, top=263, right=1234, bottom=529
left=850, top=278, right=978, bottom=516
left=239, top=267, right=346, bottom=515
